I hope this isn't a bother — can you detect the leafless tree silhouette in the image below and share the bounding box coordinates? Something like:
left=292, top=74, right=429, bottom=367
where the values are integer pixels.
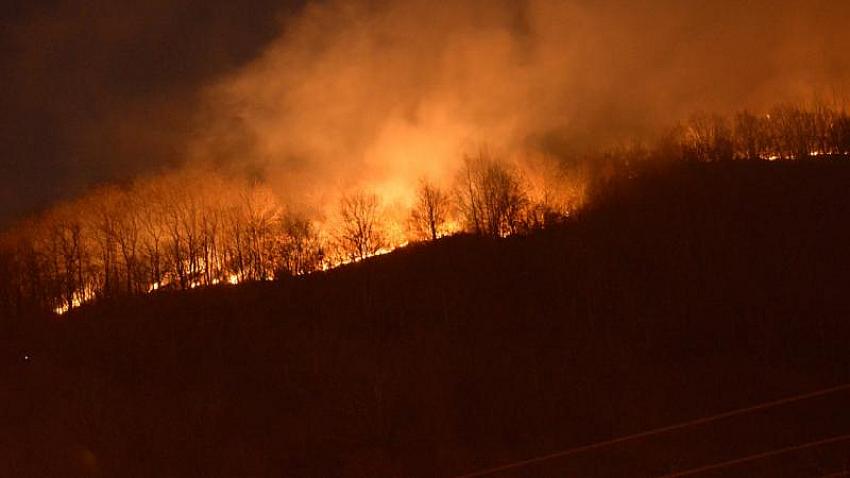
left=410, top=179, right=451, bottom=241
left=338, top=191, right=386, bottom=261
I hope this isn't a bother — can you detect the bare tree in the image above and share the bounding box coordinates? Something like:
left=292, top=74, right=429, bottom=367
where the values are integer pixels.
left=338, top=191, right=386, bottom=261
left=194, top=177, right=230, bottom=286
left=409, top=179, right=451, bottom=241
left=524, top=158, right=587, bottom=230
left=832, top=109, right=850, bottom=155
left=241, top=184, right=280, bottom=280
left=136, top=179, right=168, bottom=289
left=679, top=113, right=734, bottom=161
left=114, top=193, right=143, bottom=294
left=45, top=205, right=88, bottom=310
left=734, top=111, right=769, bottom=160
left=224, top=201, right=248, bottom=283
left=278, top=215, right=324, bottom=275
left=456, top=155, right=484, bottom=235
left=83, top=188, right=121, bottom=298
left=811, top=100, right=836, bottom=155
left=455, top=151, right=529, bottom=238
left=768, top=104, right=817, bottom=160
left=160, top=185, right=189, bottom=289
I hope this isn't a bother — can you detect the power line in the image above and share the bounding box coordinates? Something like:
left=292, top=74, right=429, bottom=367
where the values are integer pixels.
left=453, top=382, right=850, bottom=478
left=656, top=433, right=850, bottom=478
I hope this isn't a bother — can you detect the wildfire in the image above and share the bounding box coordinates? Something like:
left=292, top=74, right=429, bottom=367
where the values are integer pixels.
left=42, top=151, right=587, bottom=316
left=764, top=150, right=829, bottom=161
left=56, top=270, right=245, bottom=315
left=438, top=220, right=462, bottom=238
left=54, top=304, right=71, bottom=315
left=54, top=289, right=94, bottom=316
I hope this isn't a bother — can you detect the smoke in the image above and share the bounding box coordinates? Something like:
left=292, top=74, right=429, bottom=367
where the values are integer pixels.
left=191, top=0, right=850, bottom=217
left=4, top=0, right=850, bottom=227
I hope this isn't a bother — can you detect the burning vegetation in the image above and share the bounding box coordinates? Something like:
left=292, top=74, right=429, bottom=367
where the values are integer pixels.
left=1, top=101, right=849, bottom=316
left=0, top=149, right=581, bottom=316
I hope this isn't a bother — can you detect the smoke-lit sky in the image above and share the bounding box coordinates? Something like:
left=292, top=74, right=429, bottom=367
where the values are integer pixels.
left=0, top=0, right=302, bottom=227
left=3, top=0, right=850, bottom=226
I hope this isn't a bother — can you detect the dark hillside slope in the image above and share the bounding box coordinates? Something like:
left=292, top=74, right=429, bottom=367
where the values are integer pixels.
left=4, top=160, right=850, bottom=477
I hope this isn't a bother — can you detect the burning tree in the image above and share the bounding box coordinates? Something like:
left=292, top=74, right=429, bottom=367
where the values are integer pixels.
left=734, top=111, right=769, bottom=161
left=409, top=179, right=451, bottom=241
left=768, top=104, right=817, bottom=160
left=136, top=179, right=168, bottom=291
left=114, top=193, right=143, bottom=294
left=240, top=185, right=281, bottom=281
left=278, top=215, right=324, bottom=275
left=40, top=205, right=87, bottom=312
left=455, top=151, right=529, bottom=238
left=519, top=153, right=588, bottom=230
left=337, top=191, right=387, bottom=261
left=679, top=113, right=734, bottom=162
left=84, top=187, right=122, bottom=298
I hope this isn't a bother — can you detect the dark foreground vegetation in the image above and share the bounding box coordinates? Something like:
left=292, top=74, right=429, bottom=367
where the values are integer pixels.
left=4, top=158, right=850, bottom=476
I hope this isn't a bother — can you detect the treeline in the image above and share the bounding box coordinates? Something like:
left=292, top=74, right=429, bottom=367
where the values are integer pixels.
left=0, top=153, right=581, bottom=316
left=672, top=102, right=850, bottom=161
left=1, top=101, right=848, bottom=317
left=0, top=173, right=296, bottom=316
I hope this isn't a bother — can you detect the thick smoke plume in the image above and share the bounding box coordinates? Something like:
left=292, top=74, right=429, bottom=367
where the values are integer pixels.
left=3, top=0, right=850, bottom=227
left=192, top=0, right=850, bottom=216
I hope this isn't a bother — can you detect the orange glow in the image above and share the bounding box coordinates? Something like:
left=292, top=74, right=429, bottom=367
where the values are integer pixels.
left=54, top=288, right=94, bottom=316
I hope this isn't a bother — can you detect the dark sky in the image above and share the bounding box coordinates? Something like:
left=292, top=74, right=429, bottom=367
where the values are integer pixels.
left=0, top=0, right=301, bottom=227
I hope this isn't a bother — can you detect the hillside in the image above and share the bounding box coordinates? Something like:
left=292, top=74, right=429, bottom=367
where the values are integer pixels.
left=4, top=159, right=850, bottom=477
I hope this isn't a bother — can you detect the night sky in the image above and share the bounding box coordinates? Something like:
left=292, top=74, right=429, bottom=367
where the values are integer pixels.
left=0, top=0, right=301, bottom=227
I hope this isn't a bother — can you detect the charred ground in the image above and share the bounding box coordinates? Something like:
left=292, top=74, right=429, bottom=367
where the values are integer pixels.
left=3, top=159, right=850, bottom=476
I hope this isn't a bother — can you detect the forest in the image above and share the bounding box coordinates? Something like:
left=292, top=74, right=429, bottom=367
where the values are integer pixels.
left=4, top=148, right=850, bottom=476
left=6, top=0, right=850, bottom=474
left=2, top=102, right=850, bottom=319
